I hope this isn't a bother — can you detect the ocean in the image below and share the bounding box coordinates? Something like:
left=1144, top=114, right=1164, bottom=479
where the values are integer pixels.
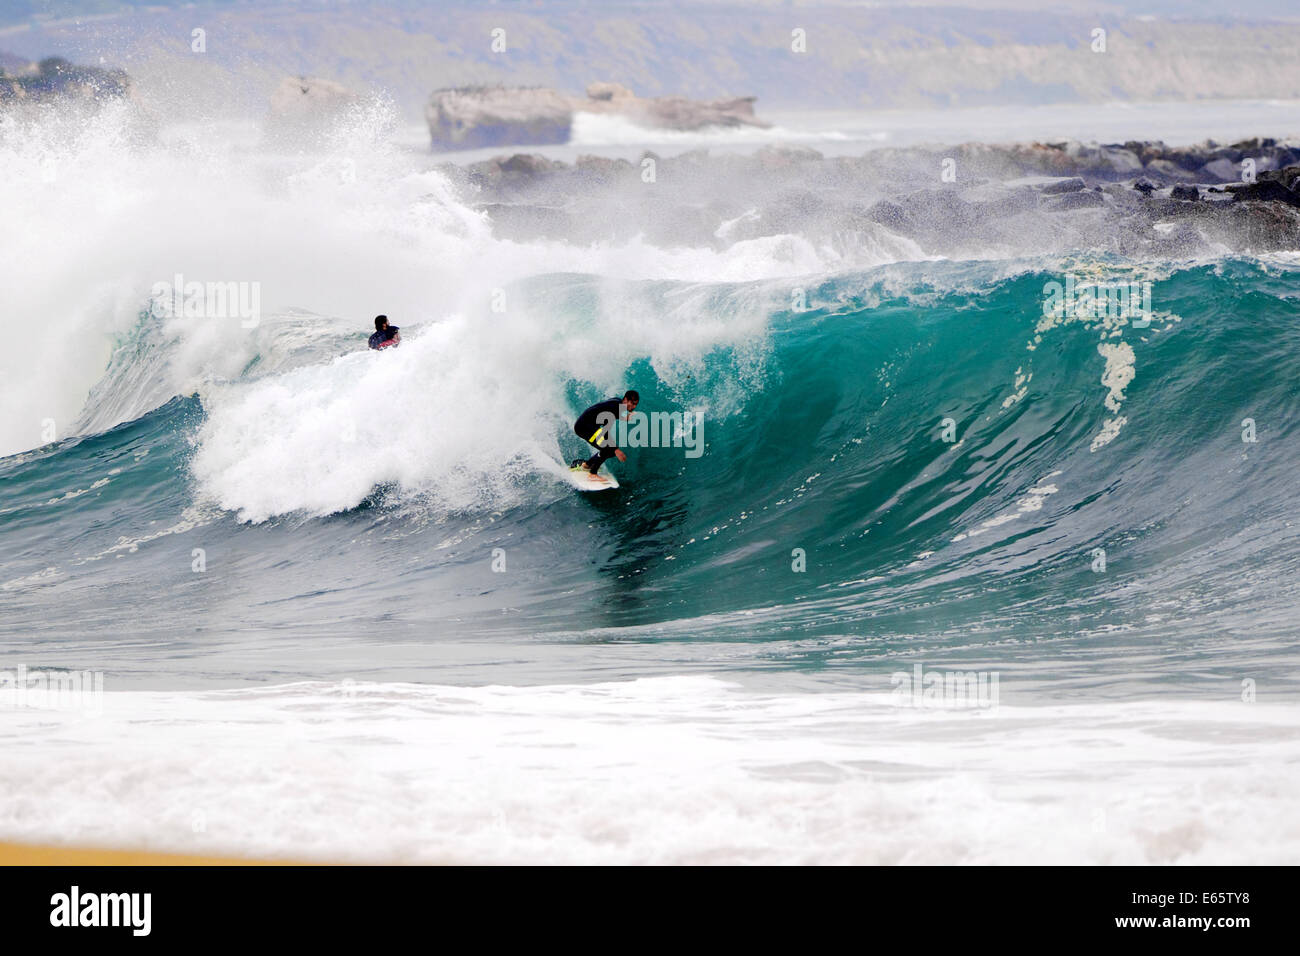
left=2, top=99, right=1299, bottom=863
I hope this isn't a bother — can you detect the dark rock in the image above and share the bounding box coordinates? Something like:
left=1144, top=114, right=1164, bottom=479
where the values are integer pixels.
left=1199, top=157, right=1240, bottom=182
left=1100, top=146, right=1143, bottom=174
left=0, top=55, right=155, bottom=139
left=1011, top=142, right=1078, bottom=175
left=1158, top=146, right=1210, bottom=172
left=1039, top=176, right=1085, bottom=194
left=1042, top=189, right=1105, bottom=211
left=1227, top=166, right=1300, bottom=207
left=574, top=154, right=635, bottom=185
left=427, top=86, right=573, bottom=151
left=1143, top=158, right=1198, bottom=182
left=867, top=200, right=911, bottom=231
left=903, top=188, right=979, bottom=232
left=499, top=153, right=561, bottom=176
left=445, top=140, right=1300, bottom=255
left=0, top=56, right=129, bottom=102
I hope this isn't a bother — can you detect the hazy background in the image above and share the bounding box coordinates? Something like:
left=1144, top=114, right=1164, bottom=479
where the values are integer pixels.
left=3, top=0, right=1300, bottom=119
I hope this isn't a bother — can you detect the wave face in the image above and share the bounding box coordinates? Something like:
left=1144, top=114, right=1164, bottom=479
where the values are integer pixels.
left=5, top=240, right=1300, bottom=693
left=3, top=93, right=1299, bottom=865
left=1, top=107, right=1298, bottom=697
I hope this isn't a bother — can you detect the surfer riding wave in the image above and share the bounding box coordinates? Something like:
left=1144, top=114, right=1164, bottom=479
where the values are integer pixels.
left=572, top=390, right=638, bottom=475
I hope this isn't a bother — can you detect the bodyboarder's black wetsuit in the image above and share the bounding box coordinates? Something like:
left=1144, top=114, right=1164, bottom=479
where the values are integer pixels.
left=368, top=325, right=400, bottom=349
left=573, top=398, right=623, bottom=475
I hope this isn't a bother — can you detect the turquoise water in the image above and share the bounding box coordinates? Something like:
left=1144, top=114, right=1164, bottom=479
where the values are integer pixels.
left=4, top=256, right=1297, bottom=697
left=2, top=96, right=1299, bottom=863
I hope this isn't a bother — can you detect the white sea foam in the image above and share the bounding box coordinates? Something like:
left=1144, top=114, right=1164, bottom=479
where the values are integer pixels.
left=1, top=106, right=913, bottom=463
left=0, top=102, right=481, bottom=459
left=0, top=676, right=1293, bottom=864
left=1091, top=341, right=1137, bottom=451
left=189, top=279, right=774, bottom=521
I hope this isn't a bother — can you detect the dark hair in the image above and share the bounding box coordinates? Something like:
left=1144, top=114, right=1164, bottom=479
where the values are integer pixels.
left=374, top=315, right=388, bottom=330
left=623, top=390, right=640, bottom=403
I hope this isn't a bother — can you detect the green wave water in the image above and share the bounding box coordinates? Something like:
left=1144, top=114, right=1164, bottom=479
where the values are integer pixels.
left=2, top=257, right=1299, bottom=695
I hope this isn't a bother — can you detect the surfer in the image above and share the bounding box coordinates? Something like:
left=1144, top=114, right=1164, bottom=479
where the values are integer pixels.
left=572, top=390, right=639, bottom=475
left=368, top=315, right=401, bottom=350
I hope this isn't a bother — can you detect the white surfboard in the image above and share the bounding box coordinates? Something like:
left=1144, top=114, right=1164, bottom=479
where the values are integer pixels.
left=566, top=465, right=620, bottom=492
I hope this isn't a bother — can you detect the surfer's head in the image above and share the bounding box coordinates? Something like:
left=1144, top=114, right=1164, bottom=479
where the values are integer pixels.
left=623, top=390, right=639, bottom=411
left=374, top=314, right=389, bottom=331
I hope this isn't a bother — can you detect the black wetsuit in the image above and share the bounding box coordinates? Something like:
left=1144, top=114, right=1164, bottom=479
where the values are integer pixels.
left=573, top=398, right=623, bottom=474
left=368, top=325, right=399, bottom=349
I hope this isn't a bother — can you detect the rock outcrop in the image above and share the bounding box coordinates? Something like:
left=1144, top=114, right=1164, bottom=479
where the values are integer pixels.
left=434, top=139, right=1300, bottom=256
left=425, top=82, right=768, bottom=151
left=0, top=55, right=156, bottom=140
left=1226, top=166, right=1300, bottom=208
left=264, top=75, right=362, bottom=148
left=573, top=81, right=765, bottom=132
left=426, top=86, right=574, bottom=151
left=0, top=56, right=130, bottom=104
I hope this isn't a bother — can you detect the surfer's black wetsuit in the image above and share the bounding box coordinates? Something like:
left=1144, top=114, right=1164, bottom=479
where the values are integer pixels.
left=574, top=398, right=623, bottom=475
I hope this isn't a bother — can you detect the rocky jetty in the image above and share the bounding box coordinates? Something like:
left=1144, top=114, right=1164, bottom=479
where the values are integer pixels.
left=425, top=82, right=768, bottom=151
left=435, top=138, right=1300, bottom=256
left=427, top=85, right=573, bottom=151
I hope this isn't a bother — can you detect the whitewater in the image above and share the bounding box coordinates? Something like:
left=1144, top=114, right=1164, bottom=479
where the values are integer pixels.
left=2, top=99, right=1299, bottom=864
